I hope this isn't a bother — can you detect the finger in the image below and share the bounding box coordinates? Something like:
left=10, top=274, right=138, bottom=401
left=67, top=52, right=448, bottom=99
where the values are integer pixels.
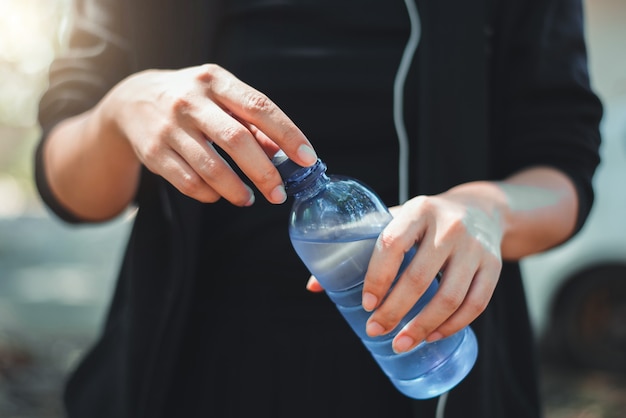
left=197, top=64, right=318, bottom=167
left=362, top=213, right=424, bottom=313
left=192, top=103, right=287, bottom=204
left=425, top=258, right=500, bottom=342
left=390, top=252, right=478, bottom=353
left=148, top=147, right=222, bottom=203
left=238, top=121, right=281, bottom=159
left=306, top=276, right=325, bottom=293
left=365, top=226, right=447, bottom=338
left=187, top=135, right=259, bottom=206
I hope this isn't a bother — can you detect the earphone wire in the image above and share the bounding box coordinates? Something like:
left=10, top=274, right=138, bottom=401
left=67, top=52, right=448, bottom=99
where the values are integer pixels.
left=394, top=0, right=421, bottom=205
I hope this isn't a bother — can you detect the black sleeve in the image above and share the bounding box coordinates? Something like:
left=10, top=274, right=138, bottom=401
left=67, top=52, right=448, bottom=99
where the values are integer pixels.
left=35, top=0, right=132, bottom=223
left=491, top=0, right=603, bottom=234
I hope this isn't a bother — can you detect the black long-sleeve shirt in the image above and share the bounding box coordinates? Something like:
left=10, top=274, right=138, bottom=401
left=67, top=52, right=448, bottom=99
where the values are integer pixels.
left=36, top=1, right=602, bottom=417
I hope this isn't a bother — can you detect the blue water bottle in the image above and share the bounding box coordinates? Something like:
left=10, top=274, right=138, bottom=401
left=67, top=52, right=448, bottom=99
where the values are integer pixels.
left=273, top=150, right=478, bottom=399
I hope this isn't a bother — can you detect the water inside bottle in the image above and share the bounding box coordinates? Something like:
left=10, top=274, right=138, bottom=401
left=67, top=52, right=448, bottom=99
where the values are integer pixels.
left=290, top=233, right=478, bottom=399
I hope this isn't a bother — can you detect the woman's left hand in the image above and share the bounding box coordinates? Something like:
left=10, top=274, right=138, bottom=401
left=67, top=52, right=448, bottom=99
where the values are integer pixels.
left=306, top=168, right=579, bottom=354
left=361, top=191, right=504, bottom=353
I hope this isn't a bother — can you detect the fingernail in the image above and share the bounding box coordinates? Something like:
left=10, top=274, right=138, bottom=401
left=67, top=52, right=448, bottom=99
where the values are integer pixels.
left=362, top=292, right=378, bottom=312
left=270, top=185, right=287, bottom=204
left=366, top=321, right=385, bottom=337
left=297, top=144, right=318, bottom=166
left=393, top=335, right=415, bottom=353
left=244, top=186, right=255, bottom=206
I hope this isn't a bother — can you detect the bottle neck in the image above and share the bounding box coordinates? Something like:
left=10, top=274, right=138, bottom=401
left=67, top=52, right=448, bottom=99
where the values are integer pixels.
left=284, top=159, right=330, bottom=199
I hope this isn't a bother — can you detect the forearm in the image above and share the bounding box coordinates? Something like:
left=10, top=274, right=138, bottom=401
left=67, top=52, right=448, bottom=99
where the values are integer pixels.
left=43, top=104, right=141, bottom=222
left=443, top=166, right=579, bottom=261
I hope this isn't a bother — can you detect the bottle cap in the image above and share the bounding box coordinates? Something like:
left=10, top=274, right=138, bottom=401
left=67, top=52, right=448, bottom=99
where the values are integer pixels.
left=272, top=150, right=327, bottom=195
left=272, top=150, right=306, bottom=180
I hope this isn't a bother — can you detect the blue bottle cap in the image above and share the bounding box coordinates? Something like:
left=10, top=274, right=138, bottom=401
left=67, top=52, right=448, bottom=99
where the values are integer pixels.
left=272, top=150, right=305, bottom=180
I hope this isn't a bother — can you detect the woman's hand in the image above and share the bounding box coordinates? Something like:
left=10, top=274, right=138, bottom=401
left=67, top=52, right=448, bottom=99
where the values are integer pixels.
left=362, top=191, right=504, bottom=353
left=45, top=64, right=317, bottom=221
left=304, top=190, right=504, bottom=353
left=305, top=168, right=578, bottom=354
left=102, top=64, right=317, bottom=206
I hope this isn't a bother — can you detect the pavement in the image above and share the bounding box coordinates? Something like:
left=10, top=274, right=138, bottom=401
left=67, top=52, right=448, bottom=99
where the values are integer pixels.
left=0, top=209, right=625, bottom=418
left=0, top=207, right=131, bottom=417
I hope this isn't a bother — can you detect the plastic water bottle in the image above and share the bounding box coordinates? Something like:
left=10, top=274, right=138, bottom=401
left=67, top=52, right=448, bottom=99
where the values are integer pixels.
left=273, top=150, right=478, bottom=399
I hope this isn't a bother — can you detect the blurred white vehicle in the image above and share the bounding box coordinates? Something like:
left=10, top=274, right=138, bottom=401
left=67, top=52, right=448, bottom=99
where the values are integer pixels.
left=521, top=98, right=626, bottom=373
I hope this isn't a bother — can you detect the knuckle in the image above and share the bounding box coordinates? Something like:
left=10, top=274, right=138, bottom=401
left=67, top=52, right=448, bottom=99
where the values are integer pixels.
left=196, top=155, right=217, bottom=174
left=405, top=270, right=428, bottom=288
left=411, top=195, right=434, bottom=212
left=465, top=297, right=489, bottom=317
left=177, top=173, right=204, bottom=197
left=141, top=140, right=162, bottom=163
left=198, top=158, right=229, bottom=182
left=446, top=217, right=467, bottom=238
left=243, top=92, right=273, bottom=114
left=248, top=168, right=281, bottom=202
left=377, top=309, right=404, bottom=329
left=406, top=320, right=430, bottom=338
left=197, top=63, right=222, bottom=83
left=171, top=95, right=193, bottom=115
left=220, top=125, right=249, bottom=147
left=376, top=231, right=401, bottom=252
left=438, top=289, right=464, bottom=311
left=253, top=165, right=276, bottom=186
left=364, top=270, right=394, bottom=294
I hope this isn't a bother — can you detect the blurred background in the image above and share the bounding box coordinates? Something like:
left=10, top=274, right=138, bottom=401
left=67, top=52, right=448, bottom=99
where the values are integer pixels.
left=0, top=0, right=624, bottom=417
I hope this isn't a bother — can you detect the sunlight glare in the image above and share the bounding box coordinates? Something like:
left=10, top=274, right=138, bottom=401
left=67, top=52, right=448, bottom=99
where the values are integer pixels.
left=0, top=0, right=61, bottom=73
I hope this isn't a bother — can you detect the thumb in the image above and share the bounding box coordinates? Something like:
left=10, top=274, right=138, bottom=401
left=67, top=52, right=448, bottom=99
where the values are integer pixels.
left=306, top=276, right=325, bottom=292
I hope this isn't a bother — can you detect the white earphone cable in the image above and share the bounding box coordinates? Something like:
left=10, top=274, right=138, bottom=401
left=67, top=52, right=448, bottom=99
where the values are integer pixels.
left=435, top=391, right=449, bottom=418
left=394, top=0, right=421, bottom=204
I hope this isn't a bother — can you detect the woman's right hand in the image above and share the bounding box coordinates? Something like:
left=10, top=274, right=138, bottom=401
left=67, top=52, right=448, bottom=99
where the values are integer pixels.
left=99, top=63, right=317, bottom=206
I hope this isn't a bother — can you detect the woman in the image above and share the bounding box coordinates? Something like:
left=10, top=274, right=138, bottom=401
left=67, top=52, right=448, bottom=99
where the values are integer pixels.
left=36, top=0, right=602, bottom=416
